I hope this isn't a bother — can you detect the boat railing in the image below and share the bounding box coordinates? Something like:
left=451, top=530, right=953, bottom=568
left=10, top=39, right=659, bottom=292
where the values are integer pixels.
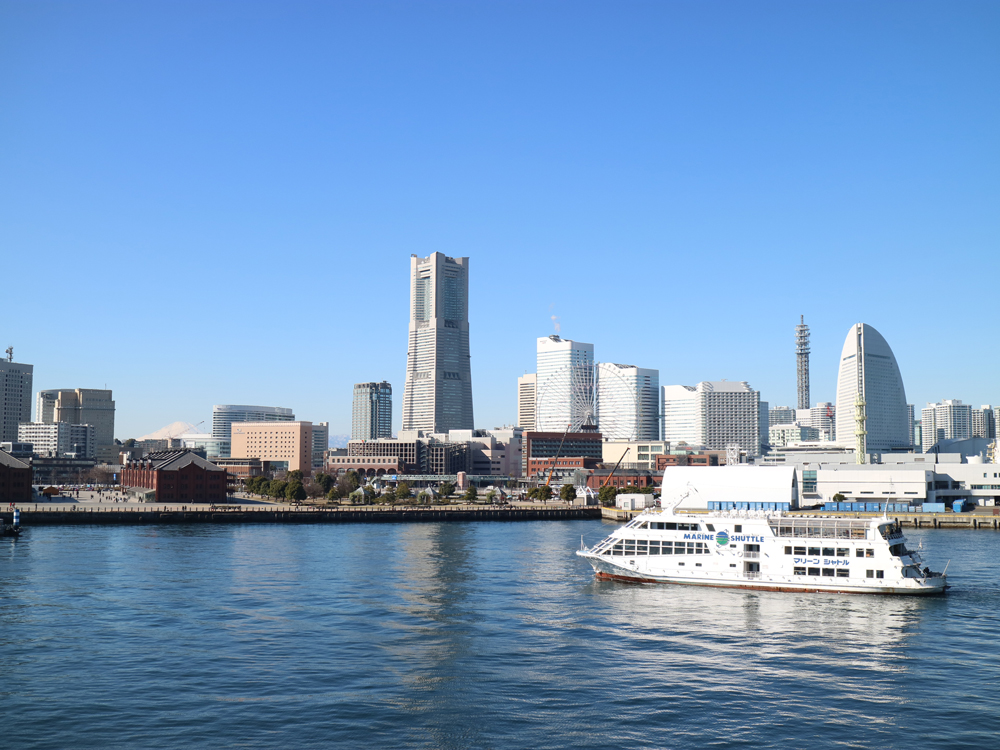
left=743, top=552, right=760, bottom=560
left=744, top=571, right=761, bottom=579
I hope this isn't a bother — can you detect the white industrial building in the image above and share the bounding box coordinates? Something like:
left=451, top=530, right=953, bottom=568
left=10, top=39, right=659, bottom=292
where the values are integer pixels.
left=664, top=466, right=798, bottom=510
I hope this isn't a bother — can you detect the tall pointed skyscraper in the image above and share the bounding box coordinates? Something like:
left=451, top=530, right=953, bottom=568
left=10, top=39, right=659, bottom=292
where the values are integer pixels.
left=401, top=253, right=474, bottom=432
left=835, top=323, right=909, bottom=455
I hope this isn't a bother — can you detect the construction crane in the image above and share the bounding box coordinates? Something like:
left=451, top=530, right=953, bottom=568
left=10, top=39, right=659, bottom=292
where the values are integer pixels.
left=544, top=424, right=572, bottom=488
left=601, top=447, right=630, bottom=488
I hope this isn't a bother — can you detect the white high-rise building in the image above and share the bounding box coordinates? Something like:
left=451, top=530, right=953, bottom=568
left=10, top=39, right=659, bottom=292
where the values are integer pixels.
left=921, top=400, right=972, bottom=452
left=834, top=323, right=909, bottom=455
left=697, top=381, right=761, bottom=455
left=212, top=404, right=294, bottom=458
left=0, top=355, right=32, bottom=444
left=596, top=363, right=659, bottom=440
left=662, top=380, right=761, bottom=455
left=662, top=385, right=699, bottom=445
left=972, top=405, right=995, bottom=440
left=18, top=422, right=95, bottom=458
left=535, top=335, right=594, bottom=432
left=401, top=253, right=474, bottom=433
left=517, top=374, right=536, bottom=432
left=35, top=388, right=115, bottom=450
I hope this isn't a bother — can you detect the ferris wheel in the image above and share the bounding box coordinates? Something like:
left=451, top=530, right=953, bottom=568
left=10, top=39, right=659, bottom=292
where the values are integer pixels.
left=535, top=363, right=639, bottom=440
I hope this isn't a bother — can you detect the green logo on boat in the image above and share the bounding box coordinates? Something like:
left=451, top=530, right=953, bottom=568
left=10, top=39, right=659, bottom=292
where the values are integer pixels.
left=716, top=531, right=729, bottom=546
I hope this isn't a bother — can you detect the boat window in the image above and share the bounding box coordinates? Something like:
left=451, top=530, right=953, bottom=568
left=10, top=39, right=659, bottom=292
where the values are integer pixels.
left=808, top=567, right=820, bottom=576
left=856, top=549, right=865, bottom=558
left=836, top=569, right=850, bottom=578
left=731, top=564, right=737, bottom=568
left=793, top=567, right=807, bottom=576
left=734, top=525, right=742, bottom=533
left=695, top=563, right=702, bottom=567
left=662, top=542, right=673, bottom=555
left=822, top=568, right=835, bottom=577
left=706, top=524, right=715, bottom=532
left=612, top=542, right=623, bottom=555
left=822, top=547, right=835, bottom=557
left=889, top=544, right=903, bottom=557
left=676, top=523, right=699, bottom=531
left=650, top=522, right=677, bottom=530
left=784, top=546, right=792, bottom=555
left=637, top=540, right=648, bottom=555
left=793, top=546, right=806, bottom=555
left=836, top=548, right=849, bottom=557
left=808, top=547, right=820, bottom=556
left=865, top=549, right=874, bottom=558
left=876, top=570, right=884, bottom=579
left=678, top=562, right=685, bottom=566
left=866, top=570, right=874, bottom=578
left=649, top=541, right=660, bottom=555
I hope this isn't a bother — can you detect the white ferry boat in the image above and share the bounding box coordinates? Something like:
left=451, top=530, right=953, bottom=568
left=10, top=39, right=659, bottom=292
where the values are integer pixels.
left=577, top=500, right=947, bottom=596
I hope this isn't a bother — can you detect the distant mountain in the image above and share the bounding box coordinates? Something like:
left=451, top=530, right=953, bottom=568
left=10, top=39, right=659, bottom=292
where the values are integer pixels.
left=137, top=422, right=199, bottom=441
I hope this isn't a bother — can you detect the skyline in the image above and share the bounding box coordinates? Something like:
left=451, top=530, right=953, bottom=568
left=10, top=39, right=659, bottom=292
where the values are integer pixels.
left=3, top=2, right=998, bottom=439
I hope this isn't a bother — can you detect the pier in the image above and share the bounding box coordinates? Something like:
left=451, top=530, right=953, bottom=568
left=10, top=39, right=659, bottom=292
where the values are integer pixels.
left=0, top=503, right=601, bottom=527
left=602, top=506, right=1000, bottom=529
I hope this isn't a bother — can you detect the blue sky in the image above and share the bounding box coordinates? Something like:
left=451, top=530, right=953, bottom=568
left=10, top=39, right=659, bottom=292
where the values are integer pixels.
left=2, top=1, right=998, bottom=440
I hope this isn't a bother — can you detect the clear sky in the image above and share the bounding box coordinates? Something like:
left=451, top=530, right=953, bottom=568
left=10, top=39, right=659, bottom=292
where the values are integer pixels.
left=2, top=1, right=998, bottom=441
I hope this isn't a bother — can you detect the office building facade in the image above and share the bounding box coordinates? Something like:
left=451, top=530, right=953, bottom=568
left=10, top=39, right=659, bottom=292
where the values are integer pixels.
left=834, top=323, right=910, bottom=455
left=0, top=357, right=32, bottom=444
left=212, top=404, right=294, bottom=458
left=352, top=382, right=392, bottom=440
left=312, top=421, right=329, bottom=469
left=36, top=388, right=115, bottom=451
left=662, top=381, right=761, bottom=456
left=401, top=253, right=474, bottom=433
left=230, top=420, right=314, bottom=474
left=18, top=422, right=96, bottom=458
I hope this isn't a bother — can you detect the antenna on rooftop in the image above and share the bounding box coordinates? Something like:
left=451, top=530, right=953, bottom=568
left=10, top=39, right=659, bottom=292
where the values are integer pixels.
left=5, top=346, right=12, bottom=363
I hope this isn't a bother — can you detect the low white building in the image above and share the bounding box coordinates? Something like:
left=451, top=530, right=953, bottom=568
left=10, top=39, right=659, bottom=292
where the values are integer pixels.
left=662, top=466, right=798, bottom=510
left=602, top=440, right=670, bottom=470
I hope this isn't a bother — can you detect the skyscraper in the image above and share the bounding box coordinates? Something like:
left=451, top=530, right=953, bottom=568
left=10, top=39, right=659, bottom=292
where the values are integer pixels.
left=401, top=253, right=474, bottom=433
left=534, top=335, right=594, bottom=432
left=0, top=350, right=32, bottom=444
left=212, top=404, right=294, bottom=457
left=834, top=323, right=909, bottom=455
left=352, top=382, right=392, bottom=440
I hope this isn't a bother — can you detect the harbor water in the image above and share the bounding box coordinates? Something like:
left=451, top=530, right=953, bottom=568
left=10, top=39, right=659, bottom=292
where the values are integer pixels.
left=1, top=520, right=998, bottom=749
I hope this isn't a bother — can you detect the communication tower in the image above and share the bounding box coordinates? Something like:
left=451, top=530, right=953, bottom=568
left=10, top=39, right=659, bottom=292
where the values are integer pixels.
left=795, top=316, right=810, bottom=411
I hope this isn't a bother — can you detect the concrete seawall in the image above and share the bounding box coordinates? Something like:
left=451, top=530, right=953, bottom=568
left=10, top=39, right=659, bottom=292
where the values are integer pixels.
left=0, top=505, right=602, bottom=527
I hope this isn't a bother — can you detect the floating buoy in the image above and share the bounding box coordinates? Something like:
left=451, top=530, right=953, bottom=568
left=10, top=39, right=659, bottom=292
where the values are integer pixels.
left=13, top=509, right=19, bottom=527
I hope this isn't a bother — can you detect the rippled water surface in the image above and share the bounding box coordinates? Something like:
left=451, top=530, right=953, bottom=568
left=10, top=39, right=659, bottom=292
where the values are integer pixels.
left=1, top=520, right=998, bottom=749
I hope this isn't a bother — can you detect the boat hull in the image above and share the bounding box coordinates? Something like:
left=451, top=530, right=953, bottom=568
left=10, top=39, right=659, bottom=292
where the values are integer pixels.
left=581, top=552, right=947, bottom=596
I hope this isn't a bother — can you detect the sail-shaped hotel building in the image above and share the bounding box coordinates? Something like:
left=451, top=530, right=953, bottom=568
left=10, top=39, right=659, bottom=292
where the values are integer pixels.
left=835, top=323, right=910, bottom=454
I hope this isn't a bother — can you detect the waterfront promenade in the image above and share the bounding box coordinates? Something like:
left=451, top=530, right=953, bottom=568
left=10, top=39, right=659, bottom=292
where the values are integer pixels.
left=1, top=491, right=600, bottom=526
